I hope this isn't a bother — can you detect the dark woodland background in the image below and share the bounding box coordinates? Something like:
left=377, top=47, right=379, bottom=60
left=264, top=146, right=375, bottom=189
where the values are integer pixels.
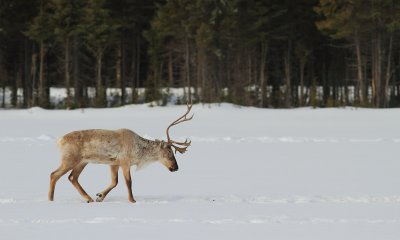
left=1, top=0, right=400, bottom=108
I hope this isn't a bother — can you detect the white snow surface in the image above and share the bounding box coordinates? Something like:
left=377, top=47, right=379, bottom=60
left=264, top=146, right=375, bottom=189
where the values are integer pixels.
left=1, top=103, right=400, bottom=239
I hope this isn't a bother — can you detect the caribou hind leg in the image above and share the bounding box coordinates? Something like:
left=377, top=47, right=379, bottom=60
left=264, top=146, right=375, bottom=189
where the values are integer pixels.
left=96, top=165, right=119, bottom=202
left=122, top=165, right=136, bottom=203
left=68, top=162, right=94, bottom=203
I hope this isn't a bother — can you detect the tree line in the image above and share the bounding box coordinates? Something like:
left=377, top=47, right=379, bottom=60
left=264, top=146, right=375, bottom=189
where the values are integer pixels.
left=1, top=0, right=400, bottom=109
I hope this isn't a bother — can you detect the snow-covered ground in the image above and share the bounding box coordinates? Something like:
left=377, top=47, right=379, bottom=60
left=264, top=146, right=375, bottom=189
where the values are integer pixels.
left=1, top=104, right=400, bottom=239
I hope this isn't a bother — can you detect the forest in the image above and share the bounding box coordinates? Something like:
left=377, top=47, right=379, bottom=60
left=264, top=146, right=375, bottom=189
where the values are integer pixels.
left=1, top=0, right=400, bottom=109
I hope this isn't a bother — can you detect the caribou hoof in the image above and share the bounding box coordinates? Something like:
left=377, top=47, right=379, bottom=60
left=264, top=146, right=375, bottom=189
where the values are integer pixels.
left=96, top=193, right=104, bottom=202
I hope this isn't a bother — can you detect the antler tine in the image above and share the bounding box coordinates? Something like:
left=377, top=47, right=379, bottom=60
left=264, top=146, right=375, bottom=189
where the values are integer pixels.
left=168, top=103, right=193, bottom=127
left=171, top=143, right=189, bottom=154
left=169, top=112, right=194, bottom=128
left=166, top=102, right=194, bottom=143
left=169, top=139, right=191, bottom=147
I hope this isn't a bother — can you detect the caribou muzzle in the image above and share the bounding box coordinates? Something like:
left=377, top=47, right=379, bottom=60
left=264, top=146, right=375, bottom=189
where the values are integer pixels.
left=169, top=163, right=179, bottom=172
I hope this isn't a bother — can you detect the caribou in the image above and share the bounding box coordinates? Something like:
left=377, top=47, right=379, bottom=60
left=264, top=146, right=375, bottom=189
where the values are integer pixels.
left=48, top=103, right=193, bottom=203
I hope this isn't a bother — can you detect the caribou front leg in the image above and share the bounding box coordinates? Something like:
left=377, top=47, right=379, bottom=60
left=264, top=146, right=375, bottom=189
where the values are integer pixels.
left=48, top=163, right=74, bottom=201
left=96, top=165, right=119, bottom=202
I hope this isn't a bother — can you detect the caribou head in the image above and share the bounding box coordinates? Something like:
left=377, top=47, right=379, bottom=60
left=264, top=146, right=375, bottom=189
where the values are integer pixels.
left=158, top=102, right=193, bottom=172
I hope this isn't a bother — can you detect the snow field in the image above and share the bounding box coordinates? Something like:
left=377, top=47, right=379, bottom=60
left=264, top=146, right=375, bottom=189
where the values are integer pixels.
left=1, top=104, right=400, bottom=239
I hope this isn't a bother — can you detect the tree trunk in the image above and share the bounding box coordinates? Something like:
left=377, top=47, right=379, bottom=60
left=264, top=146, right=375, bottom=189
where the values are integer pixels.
left=22, top=38, right=30, bottom=108
left=197, top=46, right=208, bottom=102
left=65, top=39, right=71, bottom=108
left=11, top=67, right=18, bottom=107
left=299, top=58, right=306, bottom=106
left=197, top=49, right=203, bottom=101
left=185, top=37, right=191, bottom=103
left=371, top=42, right=376, bottom=106
left=371, top=34, right=382, bottom=107
left=377, top=34, right=382, bottom=107
left=121, top=40, right=126, bottom=105
left=354, top=35, right=365, bottom=105
left=136, top=36, right=141, bottom=89
left=30, top=52, right=37, bottom=107
left=73, top=36, right=83, bottom=108
left=384, top=34, right=393, bottom=107
left=96, top=51, right=105, bottom=106
left=284, top=39, right=292, bottom=107
left=130, top=35, right=137, bottom=103
left=260, top=41, right=268, bottom=108
left=1, top=85, right=5, bottom=108
left=97, top=53, right=102, bottom=92
left=168, top=51, right=174, bottom=88
left=37, top=40, right=46, bottom=107
left=116, top=41, right=124, bottom=105
left=344, top=61, right=349, bottom=105
left=134, top=36, right=141, bottom=102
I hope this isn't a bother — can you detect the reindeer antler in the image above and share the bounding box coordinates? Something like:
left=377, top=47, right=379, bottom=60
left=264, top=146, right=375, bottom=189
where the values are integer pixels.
left=166, top=102, right=194, bottom=154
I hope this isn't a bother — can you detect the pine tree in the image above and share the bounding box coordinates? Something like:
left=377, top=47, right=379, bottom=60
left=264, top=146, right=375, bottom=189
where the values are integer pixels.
left=80, top=0, right=119, bottom=107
